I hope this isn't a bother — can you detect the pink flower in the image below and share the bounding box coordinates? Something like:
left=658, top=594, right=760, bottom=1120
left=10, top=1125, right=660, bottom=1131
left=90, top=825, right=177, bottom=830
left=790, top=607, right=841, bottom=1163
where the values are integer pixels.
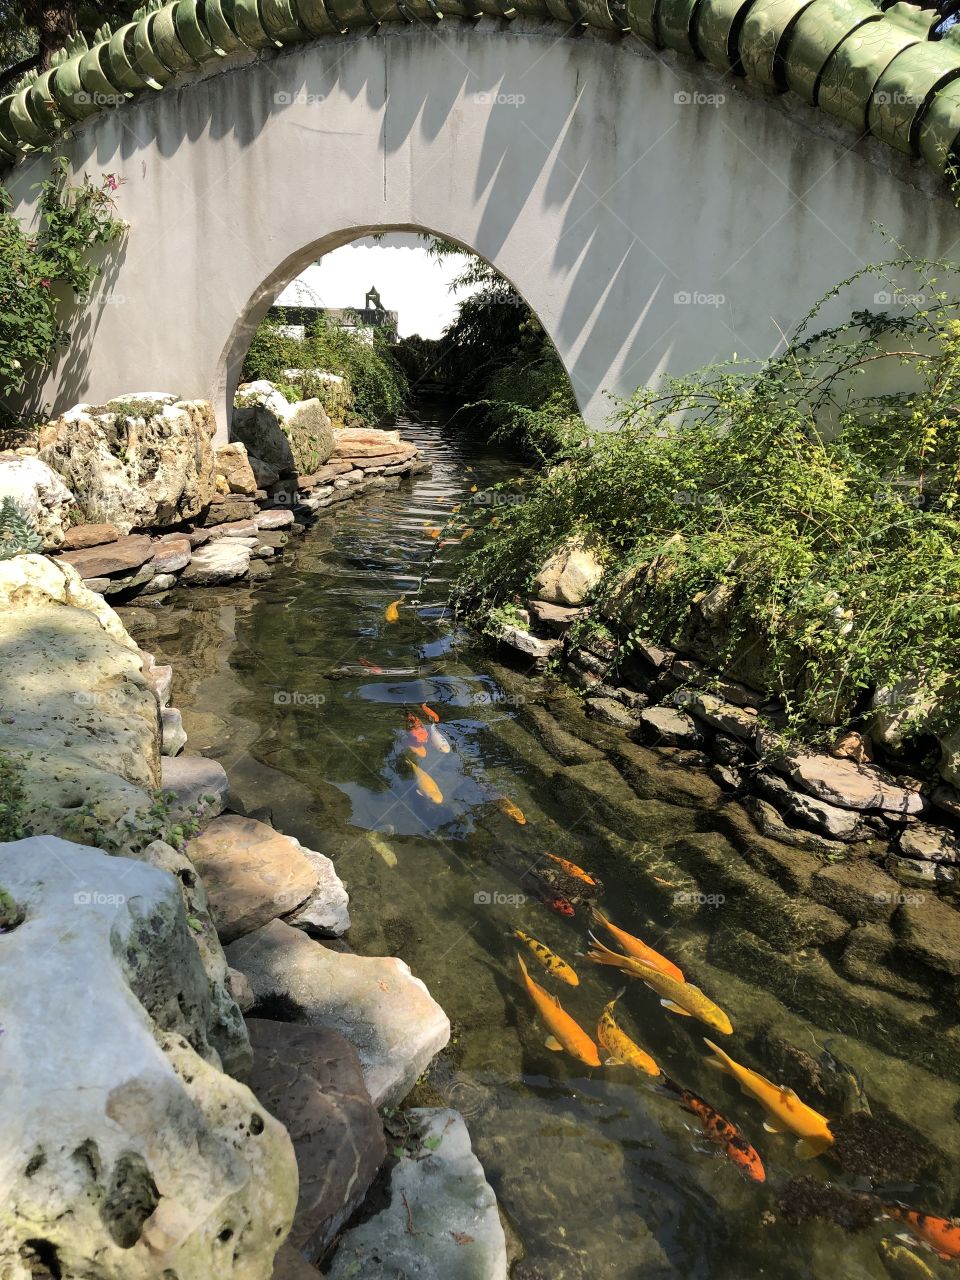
left=40, top=278, right=51, bottom=290
left=105, top=174, right=120, bottom=192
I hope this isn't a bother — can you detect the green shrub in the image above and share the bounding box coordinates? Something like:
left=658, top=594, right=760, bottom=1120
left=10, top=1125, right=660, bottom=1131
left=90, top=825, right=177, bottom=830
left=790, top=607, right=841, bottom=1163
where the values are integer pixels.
left=242, top=313, right=407, bottom=428
left=453, top=257, right=960, bottom=743
left=0, top=749, right=28, bottom=841
left=0, top=159, right=125, bottom=420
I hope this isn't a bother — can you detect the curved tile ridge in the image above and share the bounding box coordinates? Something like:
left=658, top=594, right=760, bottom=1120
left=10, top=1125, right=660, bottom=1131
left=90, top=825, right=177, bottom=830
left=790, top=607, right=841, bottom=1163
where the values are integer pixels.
left=2, top=0, right=960, bottom=179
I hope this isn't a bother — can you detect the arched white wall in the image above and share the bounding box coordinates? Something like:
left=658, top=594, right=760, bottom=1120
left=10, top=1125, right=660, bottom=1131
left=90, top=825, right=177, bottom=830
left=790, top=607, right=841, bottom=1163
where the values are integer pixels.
left=6, top=19, right=958, bottom=438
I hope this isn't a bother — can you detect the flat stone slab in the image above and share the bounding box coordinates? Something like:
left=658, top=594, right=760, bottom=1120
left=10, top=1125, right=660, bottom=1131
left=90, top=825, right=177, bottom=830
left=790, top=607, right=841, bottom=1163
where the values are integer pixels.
left=160, top=754, right=230, bottom=819
left=331, top=427, right=402, bottom=458
left=499, top=625, right=560, bottom=663
left=58, top=533, right=155, bottom=578
left=632, top=705, right=703, bottom=747
left=326, top=1109, right=507, bottom=1280
left=246, top=1019, right=386, bottom=1263
left=225, top=920, right=450, bottom=1108
left=62, top=522, right=120, bottom=549
left=526, top=598, right=585, bottom=633
left=779, top=751, right=924, bottom=816
left=895, top=897, right=960, bottom=977
left=180, top=539, right=252, bottom=586
left=151, top=533, right=192, bottom=573
left=187, top=815, right=320, bottom=943
left=257, top=509, right=295, bottom=530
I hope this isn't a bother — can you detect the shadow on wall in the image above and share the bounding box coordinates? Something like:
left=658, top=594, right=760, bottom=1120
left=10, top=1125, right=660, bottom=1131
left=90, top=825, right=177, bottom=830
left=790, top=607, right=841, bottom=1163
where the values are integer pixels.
left=6, top=23, right=680, bottom=423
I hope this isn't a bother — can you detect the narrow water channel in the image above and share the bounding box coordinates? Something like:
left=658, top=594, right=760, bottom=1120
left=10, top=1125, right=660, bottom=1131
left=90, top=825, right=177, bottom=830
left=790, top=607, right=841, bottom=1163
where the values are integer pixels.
left=121, top=404, right=960, bottom=1280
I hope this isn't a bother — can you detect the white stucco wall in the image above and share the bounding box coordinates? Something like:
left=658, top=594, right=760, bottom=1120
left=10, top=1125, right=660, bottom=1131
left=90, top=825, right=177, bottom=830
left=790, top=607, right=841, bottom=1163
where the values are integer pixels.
left=6, top=19, right=959, bottom=437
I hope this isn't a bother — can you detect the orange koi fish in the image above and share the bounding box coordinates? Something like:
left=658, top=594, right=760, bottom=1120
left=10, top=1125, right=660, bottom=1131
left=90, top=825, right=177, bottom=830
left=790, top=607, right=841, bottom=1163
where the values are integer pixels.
left=544, top=853, right=599, bottom=888
left=658, top=1076, right=765, bottom=1183
left=425, top=527, right=441, bottom=539
left=385, top=600, right=401, bottom=623
left=497, top=796, right=526, bottom=825
left=408, top=758, right=443, bottom=805
left=420, top=704, right=440, bottom=723
left=597, top=991, right=659, bottom=1077
left=517, top=954, right=600, bottom=1067
left=590, top=907, right=684, bottom=983
left=882, top=1204, right=960, bottom=1261
left=428, top=723, right=451, bottom=754
left=541, top=893, right=575, bottom=918
left=359, top=658, right=384, bottom=674
left=407, top=737, right=427, bottom=759
left=405, top=713, right=428, bottom=745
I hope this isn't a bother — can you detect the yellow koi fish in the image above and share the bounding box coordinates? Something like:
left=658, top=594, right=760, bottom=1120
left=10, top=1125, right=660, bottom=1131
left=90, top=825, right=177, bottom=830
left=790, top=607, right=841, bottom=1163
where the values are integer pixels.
left=703, top=1039, right=833, bottom=1157
left=879, top=1239, right=937, bottom=1280
left=428, top=723, right=452, bottom=754
left=590, top=907, right=684, bottom=983
left=517, top=955, right=600, bottom=1067
left=408, top=758, right=443, bottom=805
left=497, top=796, right=526, bottom=824
left=587, top=937, right=733, bottom=1035
left=368, top=831, right=398, bottom=869
left=545, top=854, right=599, bottom=888
left=385, top=599, right=402, bottom=623
left=513, top=930, right=579, bottom=986
left=598, top=991, right=660, bottom=1077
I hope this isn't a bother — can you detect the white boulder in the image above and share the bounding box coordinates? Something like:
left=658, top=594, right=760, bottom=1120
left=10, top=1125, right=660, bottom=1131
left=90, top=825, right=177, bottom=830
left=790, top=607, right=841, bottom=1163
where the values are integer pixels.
left=0, top=836, right=298, bottom=1279
left=532, top=540, right=603, bottom=605
left=0, top=455, right=75, bottom=549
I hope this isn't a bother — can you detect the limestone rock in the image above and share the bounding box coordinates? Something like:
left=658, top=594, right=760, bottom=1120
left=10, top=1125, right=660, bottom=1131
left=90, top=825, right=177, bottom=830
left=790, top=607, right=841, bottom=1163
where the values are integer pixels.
left=202, top=495, right=259, bottom=526
left=273, top=1244, right=322, bottom=1278
left=673, top=688, right=758, bottom=741
left=187, top=815, right=320, bottom=944
left=532, top=540, right=603, bottom=606
left=249, top=453, right=280, bottom=488
left=161, top=706, right=188, bottom=756
left=326, top=1109, right=507, bottom=1280
left=63, top=522, right=120, bottom=550
left=233, top=385, right=334, bottom=475
left=0, top=553, right=136, bottom=649
left=282, top=842, right=351, bottom=937
left=225, top=921, right=450, bottom=1107
left=754, top=771, right=873, bottom=842
left=180, top=540, right=252, bottom=586
left=139, top=572, right=178, bottom=595
left=899, top=825, right=960, bottom=863
left=39, top=397, right=217, bottom=534
left=207, top=518, right=260, bottom=541
left=779, top=751, right=924, bottom=816
left=0, top=836, right=297, bottom=1279
left=499, top=624, right=560, bottom=665
left=0, top=454, right=75, bottom=549
left=245, top=1019, right=386, bottom=1263
left=870, top=673, right=942, bottom=749
left=526, top=598, right=585, bottom=634
left=59, top=533, right=155, bottom=579
left=160, top=755, right=230, bottom=820
left=631, top=705, right=703, bottom=748
left=216, top=442, right=259, bottom=495
left=141, top=650, right=173, bottom=707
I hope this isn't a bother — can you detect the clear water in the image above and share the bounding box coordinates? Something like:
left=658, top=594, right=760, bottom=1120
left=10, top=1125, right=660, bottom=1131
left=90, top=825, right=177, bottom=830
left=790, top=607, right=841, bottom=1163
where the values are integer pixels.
left=122, top=405, right=960, bottom=1280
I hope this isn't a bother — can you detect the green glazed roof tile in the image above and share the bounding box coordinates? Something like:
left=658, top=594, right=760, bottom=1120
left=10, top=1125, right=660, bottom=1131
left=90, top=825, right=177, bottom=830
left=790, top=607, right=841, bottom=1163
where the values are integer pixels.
left=695, top=0, right=753, bottom=71
left=868, top=38, right=960, bottom=152
left=816, top=15, right=919, bottom=131
left=151, top=0, right=200, bottom=68
left=657, top=0, right=700, bottom=56
left=918, top=74, right=960, bottom=174
left=174, top=0, right=224, bottom=59
left=4, top=0, right=960, bottom=181
left=738, top=0, right=818, bottom=90
left=623, top=0, right=657, bottom=42
left=783, top=0, right=882, bottom=106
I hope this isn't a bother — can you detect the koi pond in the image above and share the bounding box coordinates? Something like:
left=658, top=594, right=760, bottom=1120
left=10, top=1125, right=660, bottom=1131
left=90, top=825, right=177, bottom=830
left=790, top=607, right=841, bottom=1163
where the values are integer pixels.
left=121, top=405, right=960, bottom=1280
